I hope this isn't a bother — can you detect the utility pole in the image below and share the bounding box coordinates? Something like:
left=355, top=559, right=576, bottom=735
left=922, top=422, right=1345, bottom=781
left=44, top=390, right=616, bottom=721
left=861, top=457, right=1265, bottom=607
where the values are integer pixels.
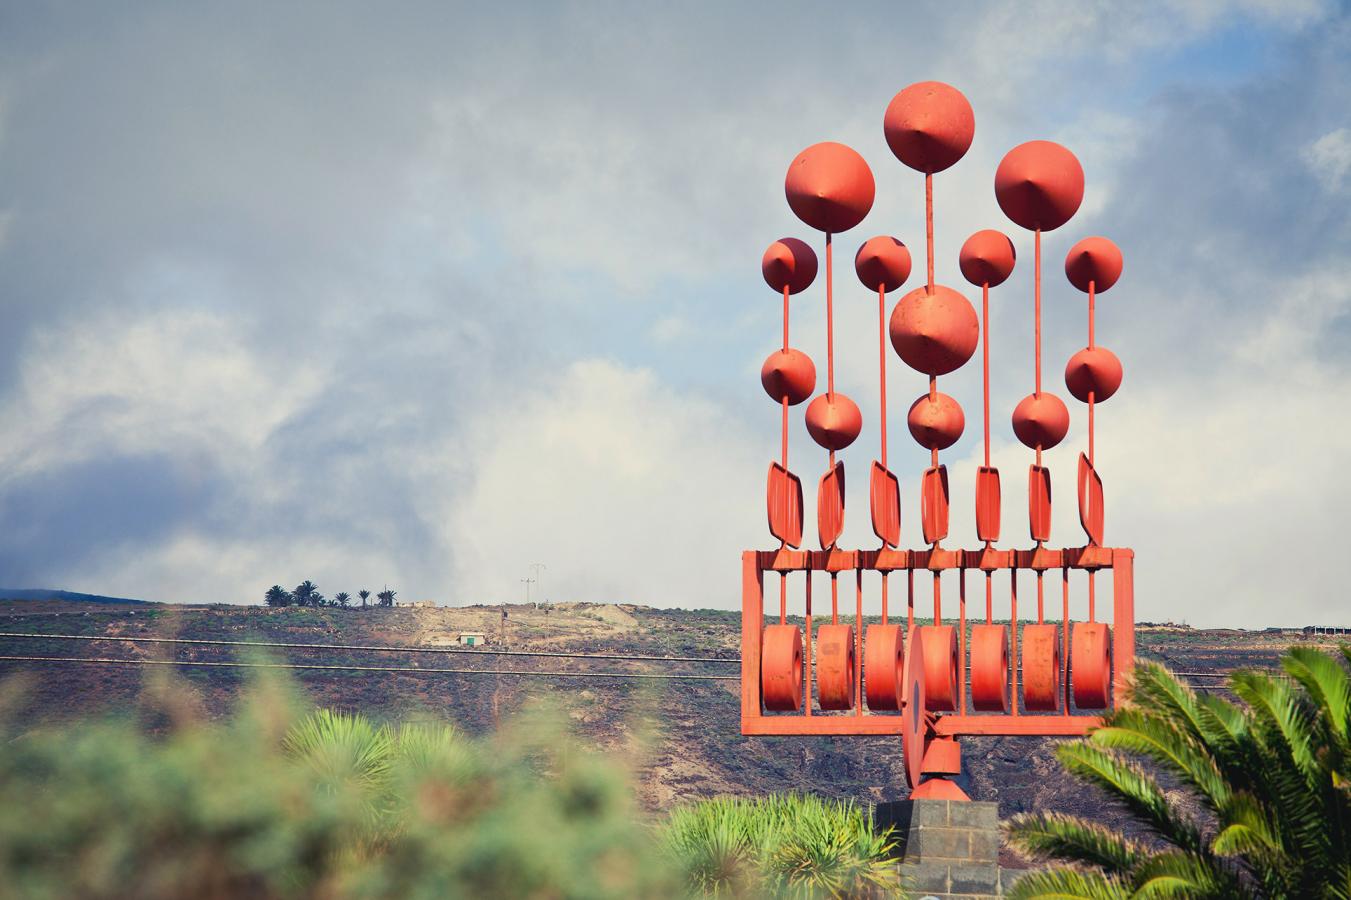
left=529, top=562, right=546, bottom=606
left=520, top=577, right=535, bottom=604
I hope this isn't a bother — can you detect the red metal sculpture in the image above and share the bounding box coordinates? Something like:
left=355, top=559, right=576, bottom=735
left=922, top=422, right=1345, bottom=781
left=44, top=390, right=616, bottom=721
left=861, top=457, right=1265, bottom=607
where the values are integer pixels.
left=743, top=82, right=1135, bottom=801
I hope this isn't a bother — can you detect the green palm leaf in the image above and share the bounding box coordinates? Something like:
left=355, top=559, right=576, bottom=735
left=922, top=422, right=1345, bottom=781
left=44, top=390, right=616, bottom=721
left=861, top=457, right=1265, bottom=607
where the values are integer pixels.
left=1005, top=811, right=1143, bottom=874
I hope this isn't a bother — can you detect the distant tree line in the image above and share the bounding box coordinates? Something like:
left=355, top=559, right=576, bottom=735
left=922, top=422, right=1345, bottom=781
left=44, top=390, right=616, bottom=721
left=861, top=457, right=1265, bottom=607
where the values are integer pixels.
left=263, top=581, right=397, bottom=608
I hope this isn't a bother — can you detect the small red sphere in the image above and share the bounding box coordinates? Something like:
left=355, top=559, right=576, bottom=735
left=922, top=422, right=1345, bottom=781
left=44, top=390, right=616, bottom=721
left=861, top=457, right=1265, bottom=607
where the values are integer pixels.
left=907, top=392, right=965, bottom=450
left=1065, top=347, right=1123, bottom=403
left=1064, top=236, right=1123, bottom=293
left=1012, top=392, right=1070, bottom=450
left=855, top=236, right=912, bottom=292
left=762, top=237, right=818, bottom=295
left=888, top=284, right=979, bottom=376
left=761, top=348, right=817, bottom=406
left=959, top=229, right=1016, bottom=287
left=994, top=141, right=1084, bottom=232
left=805, top=392, right=863, bottom=451
left=785, top=142, right=875, bottom=234
left=883, top=82, right=975, bottom=174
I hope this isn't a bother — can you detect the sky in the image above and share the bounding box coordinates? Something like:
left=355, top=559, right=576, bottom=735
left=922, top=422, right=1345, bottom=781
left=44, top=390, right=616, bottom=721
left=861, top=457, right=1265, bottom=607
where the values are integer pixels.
left=0, top=1, right=1348, bottom=628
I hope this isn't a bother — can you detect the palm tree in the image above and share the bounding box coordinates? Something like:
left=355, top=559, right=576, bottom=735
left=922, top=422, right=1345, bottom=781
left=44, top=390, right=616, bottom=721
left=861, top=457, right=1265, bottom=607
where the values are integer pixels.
left=358, top=589, right=370, bottom=609
left=293, top=581, right=319, bottom=608
left=264, top=585, right=291, bottom=607
left=1005, top=645, right=1351, bottom=899
left=333, top=592, right=351, bottom=608
left=376, top=588, right=396, bottom=608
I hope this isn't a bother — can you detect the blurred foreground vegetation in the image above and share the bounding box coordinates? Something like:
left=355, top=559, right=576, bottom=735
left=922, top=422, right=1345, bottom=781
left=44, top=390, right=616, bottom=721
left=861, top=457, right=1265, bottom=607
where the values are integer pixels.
left=0, top=669, right=900, bottom=899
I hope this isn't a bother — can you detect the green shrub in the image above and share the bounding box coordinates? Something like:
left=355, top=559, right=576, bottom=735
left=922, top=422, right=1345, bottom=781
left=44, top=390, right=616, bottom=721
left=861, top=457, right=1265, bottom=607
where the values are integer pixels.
left=663, top=793, right=899, bottom=898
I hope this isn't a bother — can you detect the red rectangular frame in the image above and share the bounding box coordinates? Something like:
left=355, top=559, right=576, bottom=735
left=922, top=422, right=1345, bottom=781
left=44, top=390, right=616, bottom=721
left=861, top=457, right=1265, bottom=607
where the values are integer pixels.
left=740, top=546, right=1134, bottom=738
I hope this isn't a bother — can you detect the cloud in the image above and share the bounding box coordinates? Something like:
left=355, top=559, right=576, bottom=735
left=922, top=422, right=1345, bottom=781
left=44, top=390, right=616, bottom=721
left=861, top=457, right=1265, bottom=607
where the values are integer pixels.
left=1303, top=128, right=1351, bottom=191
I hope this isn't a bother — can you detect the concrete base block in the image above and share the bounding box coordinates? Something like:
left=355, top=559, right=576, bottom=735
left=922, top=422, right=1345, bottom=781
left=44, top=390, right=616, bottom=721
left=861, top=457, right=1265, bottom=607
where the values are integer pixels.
left=876, top=799, right=1006, bottom=899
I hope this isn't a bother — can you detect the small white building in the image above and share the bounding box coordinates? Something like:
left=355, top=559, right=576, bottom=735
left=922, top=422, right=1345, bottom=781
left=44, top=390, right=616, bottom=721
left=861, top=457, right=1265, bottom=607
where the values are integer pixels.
left=458, top=631, right=488, bottom=646
left=395, top=600, right=435, bottom=609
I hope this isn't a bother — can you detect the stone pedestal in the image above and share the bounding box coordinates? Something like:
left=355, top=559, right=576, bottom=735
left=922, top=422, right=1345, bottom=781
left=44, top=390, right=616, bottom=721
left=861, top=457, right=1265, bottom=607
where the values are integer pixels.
left=875, top=799, right=1006, bottom=899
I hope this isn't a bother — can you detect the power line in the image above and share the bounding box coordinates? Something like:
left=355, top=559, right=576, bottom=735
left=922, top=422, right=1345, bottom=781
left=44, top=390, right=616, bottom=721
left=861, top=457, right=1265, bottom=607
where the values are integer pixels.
left=0, top=655, right=739, bottom=681
left=0, top=631, right=738, bottom=664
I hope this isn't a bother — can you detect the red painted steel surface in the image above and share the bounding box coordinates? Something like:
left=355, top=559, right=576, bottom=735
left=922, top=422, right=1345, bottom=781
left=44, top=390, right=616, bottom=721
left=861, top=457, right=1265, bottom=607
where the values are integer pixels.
left=869, top=462, right=901, bottom=549
left=816, top=460, right=846, bottom=549
left=1071, top=621, right=1112, bottom=709
left=889, top=285, right=979, bottom=376
left=969, top=624, right=1010, bottom=712
left=907, top=392, right=965, bottom=450
left=994, top=141, right=1085, bottom=232
left=765, top=463, right=803, bottom=548
left=815, top=623, right=856, bottom=710
left=975, top=467, right=1001, bottom=543
left=785, top=142, right=876, bottom=234
left=864, top=623, right=905, bottom=710
left=920, top=465, right=950, bottom=545
left=761, top=624, right=803, bottom=711
left=884, top=82, right=975, bottom=174
left=919, top=624, right=959, bottom=712
left=745, top=81, right=1136, bottom=801
left=762, top=237, right=818, bottom=294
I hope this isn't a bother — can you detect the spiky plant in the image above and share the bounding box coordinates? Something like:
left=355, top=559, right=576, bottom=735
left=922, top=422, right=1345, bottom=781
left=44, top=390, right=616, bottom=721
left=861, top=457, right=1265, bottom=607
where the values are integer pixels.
left=1005, top=645, right=1351, bottom=899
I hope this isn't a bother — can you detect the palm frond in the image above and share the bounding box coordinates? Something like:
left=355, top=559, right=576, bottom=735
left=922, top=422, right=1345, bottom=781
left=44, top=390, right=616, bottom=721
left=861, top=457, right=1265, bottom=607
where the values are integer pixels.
left=1091, top=710, right=1229, bottom=812
left=1128, top=850, right=1249, bottom=899
left=1006, top=866, right=1129, bottom=900
left=1004, top=811, right=1143, bottom=874
left=1055, top=743, right=1205, bottom=855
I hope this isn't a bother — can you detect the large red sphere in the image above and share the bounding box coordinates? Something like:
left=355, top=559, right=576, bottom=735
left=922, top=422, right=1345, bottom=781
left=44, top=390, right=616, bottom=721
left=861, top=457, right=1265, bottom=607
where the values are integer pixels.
left=994, top=141, right=1084, bottom=232
left=907, top=392, right=965, bottom=450
left=855, top=236, right=912, bottom=292
left=1065, top=346, right=1123, bottom=403
left=762, top=237, right=818, bottom=295
left=1012, top=392, right=1070, bottom=450
left=888, top=284, right=979, bottom=376
left=1064, top=236, right=1123, bottom=293
left=805, top=392, right=862, bottom=451
left=785, top=142, right=875, bottom=234
left=761, top=348, right=817, bottom=406
left=883, top=82, right=975, bottom=174
left=959, top=230, right=1016, bottom=287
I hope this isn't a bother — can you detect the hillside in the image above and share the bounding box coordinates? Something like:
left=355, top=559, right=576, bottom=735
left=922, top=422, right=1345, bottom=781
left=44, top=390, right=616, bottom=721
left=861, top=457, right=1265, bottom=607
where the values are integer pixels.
left=0, top=600, right=1328, bottom=833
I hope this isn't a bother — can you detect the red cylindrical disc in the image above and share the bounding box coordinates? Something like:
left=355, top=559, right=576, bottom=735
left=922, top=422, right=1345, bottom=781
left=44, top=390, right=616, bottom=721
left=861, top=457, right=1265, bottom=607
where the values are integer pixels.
left=761, top=624, right=803, bottom=712
left=1064, top=237, right=1123, bottom=294
left=762, top=237, right=819, bottom=295
left=855, top=236, right=912, bottom=292
left=888, top=284, right=979, bottom=376
left=1022, top=623, right=1061, bottom=712
left=761, top=348, right=817, bottom=406
left=969, top=624, right=1010, bottom=712
left=1071, top=621, right=1112, bottom=709
left=785, top=142, right=875, bottom=234
left=815, top=623, right=856, bottom=711
left=883, top=81, right=975, bottom=174
left=995, top=141, right=1084, bottom=232
left=959, top=229, right=1016, bottom=287
left=864, top=623, right=905, bottom=711
left=805, top=392, right=863, bottom=451
left=1012, top=392, right=1070, bottom=450
left=918, top=624, right=959, bottom=712
left=1064, top=347, right=1123, bottom=404
left=907, top=392, right=965, bottom=450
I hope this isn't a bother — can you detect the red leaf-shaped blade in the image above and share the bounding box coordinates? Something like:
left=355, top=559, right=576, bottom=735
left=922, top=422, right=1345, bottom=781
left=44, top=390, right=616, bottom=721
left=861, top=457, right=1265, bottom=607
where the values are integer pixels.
left=766, top=462, right=803, bottom=548
left=920, top=465, right=949, bottom=545
left=1029, top=464, right=1052, bottom=542
left=975, top=466, right=1001, bottom=543
left=817, top=461, right=845, bottom=549
left=870, top=461, right=901, bottom=548
left=1078, top=453, right=1105, bottom=546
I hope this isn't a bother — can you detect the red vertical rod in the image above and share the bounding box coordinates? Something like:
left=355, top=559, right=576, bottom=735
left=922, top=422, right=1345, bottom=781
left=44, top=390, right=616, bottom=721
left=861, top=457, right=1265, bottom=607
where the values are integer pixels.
left=1062, top=567, right=1071, bottom=711
left=1036, top=572, right=1045, bottom=623
left=741, top=552, right=763, bottom=721
left=1088, top=279, right=1096, bottom=466
left=881, top=574, right=889, bottom=625
left=1010, top=568, right=1020, bottom=716
left=933, top=573, right=942, bottom=625
left=855, top=569, right=864, bottom=717
left=985, top=573, right=993, bottom=625
left=982, top=281, right=991, bottom=468
left=907, top=569, right=915, bottom=631
left=1088, top=572, right=1096, bottom=622
left=1034, top=228, right=1043, bottom=469
left=826, top=232, right=835, bottom=397
left=1113, top=550, right=1136, bottom=698
left=831, top=575, right=839, bottom=625
left=878, top=286, right=888, bottom=467
left=779, top=576, right=787, bottom=625
left=959, top=569, right=968, bottom=715
left=804, top=571, right=813, bottom=717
